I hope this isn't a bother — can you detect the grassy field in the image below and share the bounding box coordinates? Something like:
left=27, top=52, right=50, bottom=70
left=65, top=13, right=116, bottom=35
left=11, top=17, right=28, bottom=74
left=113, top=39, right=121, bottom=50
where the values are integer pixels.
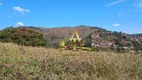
left=0, top=42, right=142, bottom=80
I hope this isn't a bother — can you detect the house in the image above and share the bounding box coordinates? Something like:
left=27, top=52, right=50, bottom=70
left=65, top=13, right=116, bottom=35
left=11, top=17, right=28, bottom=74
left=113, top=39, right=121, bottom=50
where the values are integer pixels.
left=91, top=33, right=100, bottom=39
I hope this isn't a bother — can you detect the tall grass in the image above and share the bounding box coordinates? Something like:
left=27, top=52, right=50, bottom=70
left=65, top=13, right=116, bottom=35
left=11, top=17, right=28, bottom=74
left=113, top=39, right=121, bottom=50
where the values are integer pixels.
left=0, top=42, right=142, bottom=80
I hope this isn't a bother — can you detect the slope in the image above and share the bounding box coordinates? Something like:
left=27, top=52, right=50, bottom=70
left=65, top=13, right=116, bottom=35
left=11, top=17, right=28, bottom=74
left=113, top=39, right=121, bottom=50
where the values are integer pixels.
left=0, top=42, right=142, bottom=79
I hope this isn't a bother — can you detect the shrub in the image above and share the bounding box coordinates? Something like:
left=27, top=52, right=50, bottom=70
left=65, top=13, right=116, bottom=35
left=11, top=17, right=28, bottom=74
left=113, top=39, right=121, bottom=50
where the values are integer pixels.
left=0, top=27, right=45, bottom=47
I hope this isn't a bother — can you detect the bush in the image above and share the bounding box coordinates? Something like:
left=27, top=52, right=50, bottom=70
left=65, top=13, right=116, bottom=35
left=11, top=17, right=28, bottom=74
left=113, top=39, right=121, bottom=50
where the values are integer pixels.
left=0, top=27, right=45, bottom=47
left=132, top=41, right=142, bottom=51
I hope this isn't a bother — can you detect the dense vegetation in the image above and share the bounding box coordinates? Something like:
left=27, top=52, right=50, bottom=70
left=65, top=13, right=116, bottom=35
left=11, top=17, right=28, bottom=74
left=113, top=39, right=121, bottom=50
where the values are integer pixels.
left=0, top=27, right=45, bottom=47
left=0, top=42, right=142, bottom=80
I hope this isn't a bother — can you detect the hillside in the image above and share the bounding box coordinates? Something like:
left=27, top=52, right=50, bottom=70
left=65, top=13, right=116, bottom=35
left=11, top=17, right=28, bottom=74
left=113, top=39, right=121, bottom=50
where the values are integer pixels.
left=22, top=25, right=104, bottom=39
left=22, top=26, right=142, bottom=52
left=0, top=42, right=142, bottom=80
left=22, top=26, right=105, bottom=48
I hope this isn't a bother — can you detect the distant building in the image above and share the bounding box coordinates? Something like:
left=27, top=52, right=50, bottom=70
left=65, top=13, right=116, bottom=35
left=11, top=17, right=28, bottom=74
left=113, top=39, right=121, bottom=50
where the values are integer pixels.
left=91, top=33, right=100, bottom=39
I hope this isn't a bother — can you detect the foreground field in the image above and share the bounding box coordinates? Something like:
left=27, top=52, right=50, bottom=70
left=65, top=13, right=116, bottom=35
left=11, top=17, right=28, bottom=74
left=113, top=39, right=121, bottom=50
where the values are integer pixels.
left=0, top=43, right=142, bottom=80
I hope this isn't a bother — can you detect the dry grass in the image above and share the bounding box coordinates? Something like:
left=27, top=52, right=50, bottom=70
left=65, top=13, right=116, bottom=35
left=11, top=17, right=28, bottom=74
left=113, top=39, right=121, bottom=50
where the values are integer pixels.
left=0, top=42, right=142, bottom=80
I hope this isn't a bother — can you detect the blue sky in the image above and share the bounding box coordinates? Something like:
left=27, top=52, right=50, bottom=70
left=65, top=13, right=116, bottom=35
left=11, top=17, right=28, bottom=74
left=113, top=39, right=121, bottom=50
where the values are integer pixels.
left=0, top=0, right=142, bottom=34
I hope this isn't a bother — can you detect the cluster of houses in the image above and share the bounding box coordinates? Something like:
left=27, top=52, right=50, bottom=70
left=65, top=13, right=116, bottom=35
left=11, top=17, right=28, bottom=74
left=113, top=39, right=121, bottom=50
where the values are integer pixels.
left=91, top=33, right=116, bottom=48
left=90, top=33, right=142, bottom=52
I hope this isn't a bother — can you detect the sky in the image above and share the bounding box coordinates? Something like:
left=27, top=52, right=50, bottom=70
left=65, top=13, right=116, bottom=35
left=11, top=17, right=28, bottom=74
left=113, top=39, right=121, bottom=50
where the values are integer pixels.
left=0, top=0, right=142, bottom=34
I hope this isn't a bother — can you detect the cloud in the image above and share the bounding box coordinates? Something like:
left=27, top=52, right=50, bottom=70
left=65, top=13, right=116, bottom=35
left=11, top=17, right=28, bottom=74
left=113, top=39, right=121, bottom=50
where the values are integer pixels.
left=118, top=13, right=122, bottom=15
left=16, top=22, right=24, bottom=26
left=0, top=2, right=2, bottom=6
left=13, top=6, right=30, bottom=13
left=105, top=0, right=125, bottom=7
left=8, top=16, right=11, bottom=18
left=113, top=23, right=120, bottom=27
